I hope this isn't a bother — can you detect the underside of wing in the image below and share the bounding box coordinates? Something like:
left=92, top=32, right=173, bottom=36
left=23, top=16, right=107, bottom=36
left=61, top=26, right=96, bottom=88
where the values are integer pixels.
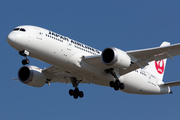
left=42, top=65, right=89, bottom=84
left=83, top=55, right=149, bottom=76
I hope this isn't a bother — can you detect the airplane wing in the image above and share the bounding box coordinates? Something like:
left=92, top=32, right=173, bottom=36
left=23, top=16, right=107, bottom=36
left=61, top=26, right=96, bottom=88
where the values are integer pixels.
left=83, top=42, right=180, bottom=76
left=127, top=42, right=180, bottom=62
left=42, top=65, right=90, bottom=84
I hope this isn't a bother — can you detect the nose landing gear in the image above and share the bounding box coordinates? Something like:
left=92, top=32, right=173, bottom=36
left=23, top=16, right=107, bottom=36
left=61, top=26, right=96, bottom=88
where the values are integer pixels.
left=22, top=57, right=29, bottom=65
left=19, top=50, right=30, bottom=65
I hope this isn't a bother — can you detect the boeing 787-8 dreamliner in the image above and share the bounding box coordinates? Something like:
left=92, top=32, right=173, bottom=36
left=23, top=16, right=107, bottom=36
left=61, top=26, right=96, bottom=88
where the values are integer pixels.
left=6, top=25, right=180, bottom=99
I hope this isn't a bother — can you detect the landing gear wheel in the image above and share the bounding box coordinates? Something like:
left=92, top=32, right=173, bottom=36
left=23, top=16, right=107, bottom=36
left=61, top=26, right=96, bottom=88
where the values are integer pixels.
left=69, top=88, right=84, bottom=99
left=22, top=60, right=26, bottom=65
left=110, top=81, right=115, bottom=88
left=73, top=94, right=78, bottom=99
left=109, top=80, right=125, bottom=91
left=74, top=88, right=79, bottom=93
left=69, top=89, right=74, bottom=96
left=79, top=91, right=84, bottom=98
left=114, top=86, right=119, bottom=91
left=119, top=83, right=125, bottom=90
left=22, top=59, right=30, bottom=65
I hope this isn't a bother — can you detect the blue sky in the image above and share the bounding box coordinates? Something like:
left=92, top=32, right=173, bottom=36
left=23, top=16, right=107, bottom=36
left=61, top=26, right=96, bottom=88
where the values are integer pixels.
left=1, top=0, right=180, bottom=120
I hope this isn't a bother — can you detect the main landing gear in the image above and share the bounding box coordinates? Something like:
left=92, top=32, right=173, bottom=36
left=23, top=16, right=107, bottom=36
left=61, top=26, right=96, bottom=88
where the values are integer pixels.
left=105, top=68, right=125, bottom=91
left=69, top=77, right=84, bottom=99
left=109, top=80, right=124, bottom=91
left=19, top=50, right=30, bottom=65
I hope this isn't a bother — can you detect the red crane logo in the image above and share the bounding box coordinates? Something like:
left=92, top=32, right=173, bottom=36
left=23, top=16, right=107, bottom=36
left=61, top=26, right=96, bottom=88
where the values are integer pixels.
left=155, top=60, right=164, bottom=74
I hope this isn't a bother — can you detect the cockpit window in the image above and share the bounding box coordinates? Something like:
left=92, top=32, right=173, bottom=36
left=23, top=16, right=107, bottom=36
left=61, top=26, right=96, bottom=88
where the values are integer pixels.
left=12, top=28, right=26, bottom=32
left=20, top=28, right=26, bottom=32
left=13, top=28, right=20, bottom=31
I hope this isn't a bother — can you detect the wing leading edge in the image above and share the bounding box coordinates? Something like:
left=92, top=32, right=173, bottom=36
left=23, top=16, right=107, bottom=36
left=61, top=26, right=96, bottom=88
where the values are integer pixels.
left=127, top=42, right=180, bottom=62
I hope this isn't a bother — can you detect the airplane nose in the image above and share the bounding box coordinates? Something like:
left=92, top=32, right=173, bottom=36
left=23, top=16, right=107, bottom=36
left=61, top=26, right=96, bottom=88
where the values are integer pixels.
left=7, top=32, right=16, bottom=45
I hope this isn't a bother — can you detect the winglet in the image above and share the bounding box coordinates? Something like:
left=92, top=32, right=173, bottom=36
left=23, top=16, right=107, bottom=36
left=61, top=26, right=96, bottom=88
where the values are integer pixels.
left=160, top=41, right=170, bottom=47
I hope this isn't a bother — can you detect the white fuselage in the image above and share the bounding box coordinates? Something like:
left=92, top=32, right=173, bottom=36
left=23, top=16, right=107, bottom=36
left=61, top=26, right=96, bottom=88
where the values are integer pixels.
left=7, top=25, right=170, bottom=95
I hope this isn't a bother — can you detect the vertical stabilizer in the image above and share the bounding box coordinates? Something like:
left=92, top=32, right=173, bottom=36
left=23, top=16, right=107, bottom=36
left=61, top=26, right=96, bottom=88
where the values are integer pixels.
left=143, top=42, right=170, bottom=81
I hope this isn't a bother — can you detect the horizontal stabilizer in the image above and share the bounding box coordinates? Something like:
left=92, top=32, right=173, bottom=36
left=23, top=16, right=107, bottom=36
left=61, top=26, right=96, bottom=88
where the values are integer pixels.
left=159, top=81, right=180, bottom=87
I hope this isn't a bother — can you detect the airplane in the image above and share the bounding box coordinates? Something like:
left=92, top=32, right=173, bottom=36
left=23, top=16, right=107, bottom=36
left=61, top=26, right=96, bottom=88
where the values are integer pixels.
left=6, top=25, right=180, bottom=99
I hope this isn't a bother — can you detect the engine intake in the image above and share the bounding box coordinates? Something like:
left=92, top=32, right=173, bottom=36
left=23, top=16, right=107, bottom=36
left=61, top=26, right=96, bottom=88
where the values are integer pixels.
left=101, top=47, right=131, bottom=69
left=18, top=66, right=31, bottom=82
left=18, top=66, right=46, bottom=87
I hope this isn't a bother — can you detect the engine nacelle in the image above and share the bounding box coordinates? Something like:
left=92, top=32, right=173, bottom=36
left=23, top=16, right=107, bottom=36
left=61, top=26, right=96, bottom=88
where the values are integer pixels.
left=18, top=66, right=46, bottom=87
left=101, top=47, right=131, bottom=69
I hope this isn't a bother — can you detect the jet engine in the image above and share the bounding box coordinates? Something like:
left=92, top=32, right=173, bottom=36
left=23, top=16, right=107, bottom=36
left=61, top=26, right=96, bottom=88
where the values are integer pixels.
left=18, top=66, right=47, bottom=87
left=101, top=47, right=131, bottom=69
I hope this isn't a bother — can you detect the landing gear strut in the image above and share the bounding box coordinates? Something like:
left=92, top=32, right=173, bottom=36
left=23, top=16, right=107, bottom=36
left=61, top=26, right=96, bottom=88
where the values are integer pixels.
left=105, top=68, right=125, bottom=91
left=19, top=50, right=30, bottom=65
left=69, top=77, right=84, bottom=99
